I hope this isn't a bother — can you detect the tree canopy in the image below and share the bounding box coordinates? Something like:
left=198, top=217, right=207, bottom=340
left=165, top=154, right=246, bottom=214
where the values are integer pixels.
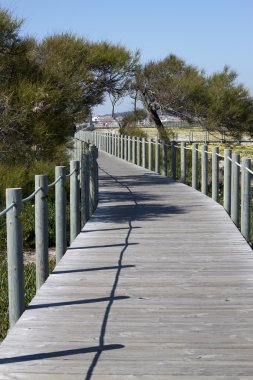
left=134, top=55, right=253, bottom=139
left=0, top=9, right=139, bottom=163
left=1, top=6, right=252, bottom=159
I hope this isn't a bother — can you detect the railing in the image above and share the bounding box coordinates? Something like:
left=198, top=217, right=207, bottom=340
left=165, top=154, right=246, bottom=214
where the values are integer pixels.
left=0, top=140, right=98, bottom=329
left=77, top=130, right=252, bottom=247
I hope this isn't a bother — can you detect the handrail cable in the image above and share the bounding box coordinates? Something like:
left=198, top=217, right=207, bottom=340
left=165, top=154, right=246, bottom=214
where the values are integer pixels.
left=48, top=175, right=62, bottom=188
left=22, top=187, right=42, bottom=203
left=66, top=168, right=77, bottom=178
left=0, top=202, right=15, bottom=218
left=245, top=167, right=253, bottom=175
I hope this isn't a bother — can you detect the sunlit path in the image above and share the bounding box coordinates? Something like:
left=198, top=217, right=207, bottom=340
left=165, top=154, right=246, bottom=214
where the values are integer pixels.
left=1, top=151, right=253, bottom=379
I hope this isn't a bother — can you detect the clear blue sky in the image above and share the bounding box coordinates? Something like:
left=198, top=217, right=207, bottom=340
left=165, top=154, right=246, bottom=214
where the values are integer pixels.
left=1, top=0, right=253, bottom=114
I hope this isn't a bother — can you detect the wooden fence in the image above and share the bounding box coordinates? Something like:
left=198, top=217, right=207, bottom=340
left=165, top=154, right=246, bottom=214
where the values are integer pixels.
left=0, top=141, right=98, bottom=328
left=78, top=130, right=252, bottom=246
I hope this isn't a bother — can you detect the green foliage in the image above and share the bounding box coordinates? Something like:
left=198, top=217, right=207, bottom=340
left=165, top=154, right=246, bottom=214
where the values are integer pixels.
left=135, top=55, right=253, bottom=139
left=0, top=160, right=63, bottom=205
left=0, top=9, right=139, bottom=163
left=0, top=159, right=67, bottom=255
left=205, top=66, right=253, bottom=138
left=136, top=55, right=206, bottom=122
left=120, top=109, right=148, bottom=137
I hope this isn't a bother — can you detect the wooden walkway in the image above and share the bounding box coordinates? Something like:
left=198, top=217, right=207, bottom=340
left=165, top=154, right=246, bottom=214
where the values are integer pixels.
left=1, top=151, right=253, bottom=379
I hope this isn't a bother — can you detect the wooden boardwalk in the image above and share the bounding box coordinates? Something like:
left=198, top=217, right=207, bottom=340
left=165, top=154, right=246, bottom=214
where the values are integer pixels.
left=1, top=151, right=253, bottom=379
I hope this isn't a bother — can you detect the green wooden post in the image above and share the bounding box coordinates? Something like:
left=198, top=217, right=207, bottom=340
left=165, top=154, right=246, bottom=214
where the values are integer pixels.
left=89, top=145, right=97, bottom=214
left=181, top=142, right=186, bottom=183
left=192, top=143, right=198, bottom=189
left=116, top=134, right=118, bottom=157
left=241, top=157, right=251, bottom=242
left=70, top=161, right=80, bottom=244
left=101, top=133, right=104, bottom=151
left=224, top=148, right=232, bottom=215
left=120, top=135, right=124, bottom=159
left=111, top=134, right=115, bottom=156
left=35, top=175, right=48, bottom=291
left=155, top=139, right=160, bottom=173
left=142, top=138, right=146, bottom=168
left=162, top=143, right=168, bottom=176
left=81, top=152, right=90, bottom=226
left=128, top=136, right=131, bottom=162
left=148, top=138, right=152, bottom=171
left=118, top=134, right=121, bottom=157
left=107, top=132, right=109, bottom=153
left=201, top=144, right=208, bottom=195
left=124, top=135, right=127, bottom=160
left=55, top=166, right=67, bottom=264
left=6, top=188, right=24, bottom=328
left=137, top=137, right=141, bottom=166
left=132, top=137, right=136, bottom=164
left=212, top=146, right=219, bottom=202
left=171, top=141, right=176, bottom=180
left=94, top=146, right=99, bottom=207
left=110, top=133, right=113, bottom=154
left=231, top=153, right=240, bottom=227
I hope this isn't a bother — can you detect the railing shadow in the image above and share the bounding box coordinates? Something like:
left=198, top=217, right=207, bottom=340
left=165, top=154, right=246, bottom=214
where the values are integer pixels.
left=0, top=344, right=124, bottom=365
left=28, top=295, right=130, bottom=310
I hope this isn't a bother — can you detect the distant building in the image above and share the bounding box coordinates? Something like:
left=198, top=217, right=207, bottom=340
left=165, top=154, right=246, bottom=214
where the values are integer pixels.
left=92, top=115, right=119, bottom=127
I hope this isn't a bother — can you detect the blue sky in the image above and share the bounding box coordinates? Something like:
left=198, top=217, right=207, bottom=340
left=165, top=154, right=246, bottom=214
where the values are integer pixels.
left=1, top=0, right=252, bottom=114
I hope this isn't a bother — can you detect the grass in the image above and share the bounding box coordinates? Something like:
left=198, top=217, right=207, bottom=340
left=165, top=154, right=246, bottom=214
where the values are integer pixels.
left=0, top=256, right=55, bottom=341
left=0, top=159, right=69, bottom=341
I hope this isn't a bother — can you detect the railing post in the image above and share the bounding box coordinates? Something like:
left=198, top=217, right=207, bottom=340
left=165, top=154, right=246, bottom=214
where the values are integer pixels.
left=137, top=137, right=141, bottom=166
left=212, top=146, right=219, bottom=202
left=111, top=134, right=115, bottom=156
left=241, top=157, right=251, bottom=242
left=94, top=147, right=99, bottom=206
left=155, top=139, right=160, bottom=173
left=142, top=138, right=146, bottom=168
left=128, top=136, right=131, bottom=162
left=124, top=135, right=127, bottom=160
left=6, top=188, right=24, bottom=328
left=115, top=134, right=118, bottom=157
left=81, top=152, right=90, bottom=225
left=118, top=134, right=121, bottom=157
left=224, top=148, right=232, bottom=215
left=35, top=175, right=48, bottom=291
left=192, top=143, right=198, bottom=189
left=181, top=142, right=186, bottom=183
left=171, top=141, right=176, bottom=180
left=109, top=133, right=112, bottom=154
left=89, top=145, right=98, bottom=214
left=231, top=153, right=240, bottom=227
left=148, top=138, right=152, bottom=171
left=55, top=166, right=67, bottom=264
left=132, top=137, right=136, bottom=164
left=120, top=135, right=124, bottom=159
left=162, top=142, right=168, bottom=176
left=70, top=160, right=80, bottom=244
left=201, top=144, right=208, bottom=195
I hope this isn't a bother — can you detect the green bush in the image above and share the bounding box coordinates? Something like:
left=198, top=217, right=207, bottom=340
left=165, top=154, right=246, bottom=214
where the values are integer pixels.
left=0, top=160, right=68, bottom=206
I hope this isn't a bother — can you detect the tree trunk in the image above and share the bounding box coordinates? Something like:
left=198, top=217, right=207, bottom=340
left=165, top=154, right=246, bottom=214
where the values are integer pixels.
left=141, top=92, right=165, bottom=140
